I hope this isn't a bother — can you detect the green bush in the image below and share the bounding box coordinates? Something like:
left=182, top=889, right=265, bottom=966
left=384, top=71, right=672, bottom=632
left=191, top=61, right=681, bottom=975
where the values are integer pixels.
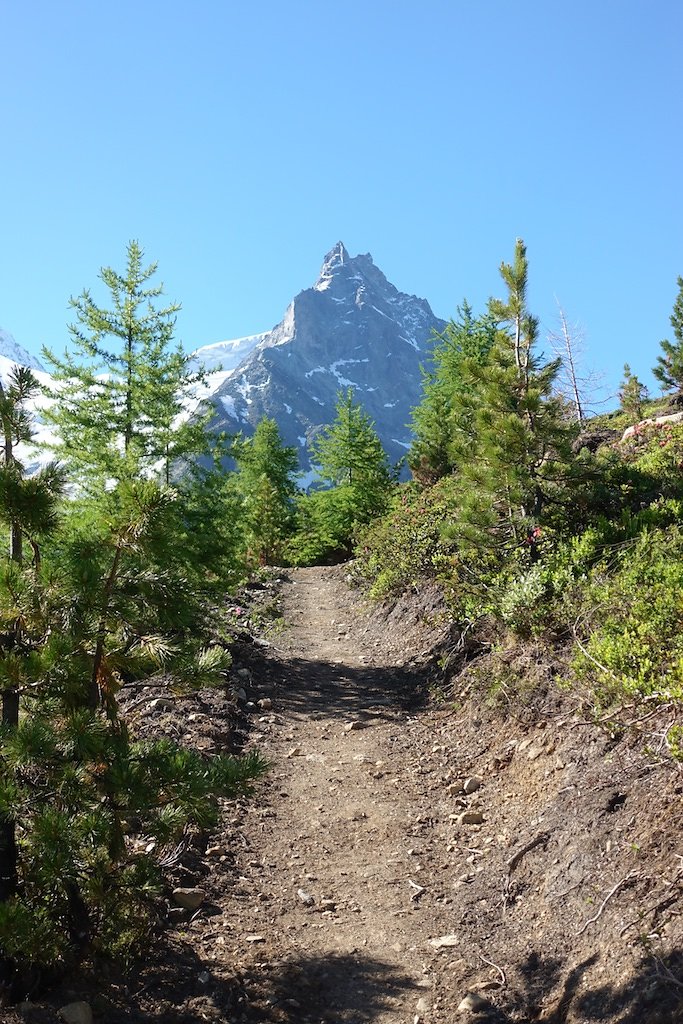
left=573, top=527, right=683, bottom=701
left=355, top=478, right=458, bottom=599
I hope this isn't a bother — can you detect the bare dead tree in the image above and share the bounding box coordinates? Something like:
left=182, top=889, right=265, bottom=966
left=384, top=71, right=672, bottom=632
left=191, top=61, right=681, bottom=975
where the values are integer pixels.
left=547, top=301, right=609, bottom=422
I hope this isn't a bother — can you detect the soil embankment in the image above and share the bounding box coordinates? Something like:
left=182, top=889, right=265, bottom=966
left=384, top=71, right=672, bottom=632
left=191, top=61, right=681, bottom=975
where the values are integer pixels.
left=10, top=565, right=683, bottom=1023
left=218, top=566, right=683, bottom=1023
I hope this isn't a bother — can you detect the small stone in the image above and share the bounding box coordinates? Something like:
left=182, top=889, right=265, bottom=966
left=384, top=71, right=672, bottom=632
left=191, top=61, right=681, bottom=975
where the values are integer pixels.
left=287, top=746, right=303, bottom=757
left=149, top=697, right=174, bottom=712
left=344, top=721, right=367, bottom=731
left=297, top=888, right=315, bottom=906
left=527, top=743, right=544, bottom=760
left=430, top=934, right=459, bottom=948
left=457, top=991, right=491, bottom=1014
left=463, top=776, right=482, bottom=794
left=457, top=811, right=484, bottom=825
left=416, top=996, right=432, bottom=1013
left=237, top=668, right=250, bottom=679
left=198, top=971, right=211, bottom=985
left=320, top=898, right=337, bottom=911
left=172, top=886, right=206, bottom=910
left=447, top=780, right=465, bottom=794
left=58, top=1002, right=93, bottom=1024
left=245, top=934, right=265, bottom=942
left=257, top=697, right=273, bottom=709
left=205, top=845, right=225, bottom=858
left=236, top=687, right=247, bottom=701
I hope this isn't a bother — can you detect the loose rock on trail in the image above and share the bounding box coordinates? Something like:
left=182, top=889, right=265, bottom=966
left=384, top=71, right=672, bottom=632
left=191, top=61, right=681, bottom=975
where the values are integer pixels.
left=215, top=566, right=683, bottom=1024
left=11, top=565, right=683, bottom=1023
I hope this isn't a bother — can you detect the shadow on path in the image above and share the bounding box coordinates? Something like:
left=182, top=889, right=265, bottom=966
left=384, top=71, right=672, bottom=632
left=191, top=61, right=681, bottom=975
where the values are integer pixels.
left=258, top=652, right=429, bottom=722
left=52, top=944, right=683, bottom=1023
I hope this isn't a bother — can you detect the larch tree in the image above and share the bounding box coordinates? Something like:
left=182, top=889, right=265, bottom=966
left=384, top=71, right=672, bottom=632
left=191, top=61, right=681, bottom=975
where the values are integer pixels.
left=42, top=241, right=209, bottom=487
left=234, top=418, right=299, bottom=564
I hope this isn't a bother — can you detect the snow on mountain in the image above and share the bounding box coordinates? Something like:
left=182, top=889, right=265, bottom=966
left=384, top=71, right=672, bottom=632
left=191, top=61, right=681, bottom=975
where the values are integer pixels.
left=188, top=333, right=267, bottom=374
left=0, top=245, right=447, bottom=484
left=0, top=329, right=57, bottom=474
left=201, top=242, right=447, bottom=476
left=0, top=328, right=45, bottom=372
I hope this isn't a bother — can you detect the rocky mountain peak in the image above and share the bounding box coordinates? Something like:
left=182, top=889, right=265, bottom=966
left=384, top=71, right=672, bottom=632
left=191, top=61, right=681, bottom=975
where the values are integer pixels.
left=204, top=244, right=447, bottom=482
left=318, top=241, right=350, bottom=278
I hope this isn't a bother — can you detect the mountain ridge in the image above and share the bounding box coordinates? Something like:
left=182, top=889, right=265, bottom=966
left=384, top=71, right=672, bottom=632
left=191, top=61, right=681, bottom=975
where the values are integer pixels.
left=1, top=244, right=447, bottom=482
left=198, top=242, right=447, bottom=481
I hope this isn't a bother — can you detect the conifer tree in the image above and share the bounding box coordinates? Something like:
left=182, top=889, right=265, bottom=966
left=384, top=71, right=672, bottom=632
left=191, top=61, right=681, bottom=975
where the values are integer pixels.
left=234, top=418, right=299, bottom=564
left=0, top=474, right=266, bottom=983
left=409, top=303, right=497, bottom=482
left=619, top=363, right=648, bottom=420
left=0, top=374, right=65, bottom=910
left=653, top=275, right=683, bottom=393
left=42, top=241, right=209, bottom=486
left=292, top=390, right=396, bottom=561
left=452, top=240, right=576, bottom=559
left=312, top=388, right=393, bottom=503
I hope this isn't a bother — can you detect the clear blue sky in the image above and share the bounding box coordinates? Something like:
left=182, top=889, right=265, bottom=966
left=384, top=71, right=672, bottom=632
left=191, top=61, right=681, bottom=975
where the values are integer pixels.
left=2, top=0, right=682, bottom=398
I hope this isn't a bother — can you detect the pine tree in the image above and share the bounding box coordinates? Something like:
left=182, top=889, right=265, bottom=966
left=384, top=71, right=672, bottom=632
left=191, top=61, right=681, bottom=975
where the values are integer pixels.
left=0, top=475, right=267, bottom=983
left=42, top=241, right=210, bottom=487
left=619, top=363, right=648, bottom=420
left=312, top=389, right=393, bottom=502
left=451, top=240, right=577, bottom=560
left=234, top=418, right=299, bottom=564
left=653, top=275, right=683, bottom=393
left=294, top=390, right=395, bottom=560
left=0, top=374, right=65, bottom=906
left=409, top=303, right=497, bottom=482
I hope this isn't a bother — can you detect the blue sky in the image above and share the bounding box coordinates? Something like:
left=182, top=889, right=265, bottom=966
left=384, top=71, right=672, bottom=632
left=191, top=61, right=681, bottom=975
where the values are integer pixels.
left=2, top=0, right=682, bottom=398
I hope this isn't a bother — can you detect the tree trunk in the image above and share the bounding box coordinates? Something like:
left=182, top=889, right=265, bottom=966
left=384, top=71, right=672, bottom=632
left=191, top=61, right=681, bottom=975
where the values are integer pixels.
left=89, top=542, right=123, bottom=713
left=0, top=688, right=19, bottom=900
left=0, top=380, right=20, bottom=899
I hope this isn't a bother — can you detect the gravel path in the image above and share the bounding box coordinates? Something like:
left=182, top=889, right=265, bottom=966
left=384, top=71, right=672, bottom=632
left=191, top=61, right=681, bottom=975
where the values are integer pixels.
left=225, top=565, right=461, bottom=1023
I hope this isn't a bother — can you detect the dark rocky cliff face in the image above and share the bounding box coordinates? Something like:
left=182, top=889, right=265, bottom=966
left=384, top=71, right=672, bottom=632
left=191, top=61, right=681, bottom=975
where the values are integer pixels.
left=201, top=243, right=446, bottom=483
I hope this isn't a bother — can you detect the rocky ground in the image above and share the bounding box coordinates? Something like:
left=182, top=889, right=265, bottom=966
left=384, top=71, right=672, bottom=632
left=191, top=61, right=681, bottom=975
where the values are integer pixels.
left=7, top=565, right=683, bottom=1023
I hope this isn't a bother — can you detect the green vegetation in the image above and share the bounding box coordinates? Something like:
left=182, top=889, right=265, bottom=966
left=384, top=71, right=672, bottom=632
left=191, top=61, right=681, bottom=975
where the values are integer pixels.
left=42, top=240, right=212, bottom=488
left=3, top=234, right=683, bottom=989
left=286, top=388, right=395, bottom=564
left=619, top=363, right=649, bottom=420
left=0, top=245, right=267, bottom=992
left=356, top=240, right=683, bottom=727
left=654, top=274, right=683, bottom=393
left=234, top=417, right=299, bottom=565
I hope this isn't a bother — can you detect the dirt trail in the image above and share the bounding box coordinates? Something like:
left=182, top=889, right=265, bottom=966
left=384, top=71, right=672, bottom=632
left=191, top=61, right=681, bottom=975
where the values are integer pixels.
left=8, top=567, right=682, bottom=1023
left=220, top=566, right=683, bottom=1024
left=226, top=565, right=458, bottom=1023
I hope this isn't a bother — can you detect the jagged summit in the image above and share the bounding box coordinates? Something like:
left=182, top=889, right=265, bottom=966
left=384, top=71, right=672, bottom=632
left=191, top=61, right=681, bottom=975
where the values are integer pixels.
left=314, top=242, right=382, bottom=293
left=0, top=245, right=447, bottom=485
left=203, top=244, right=447, bottom=481
left=319, top=241, right=350, bottom=274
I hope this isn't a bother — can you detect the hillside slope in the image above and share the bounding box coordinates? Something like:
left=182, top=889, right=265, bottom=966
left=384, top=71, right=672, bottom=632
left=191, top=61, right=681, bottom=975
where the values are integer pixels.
left=10, top=566, right=681, bottom=1023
